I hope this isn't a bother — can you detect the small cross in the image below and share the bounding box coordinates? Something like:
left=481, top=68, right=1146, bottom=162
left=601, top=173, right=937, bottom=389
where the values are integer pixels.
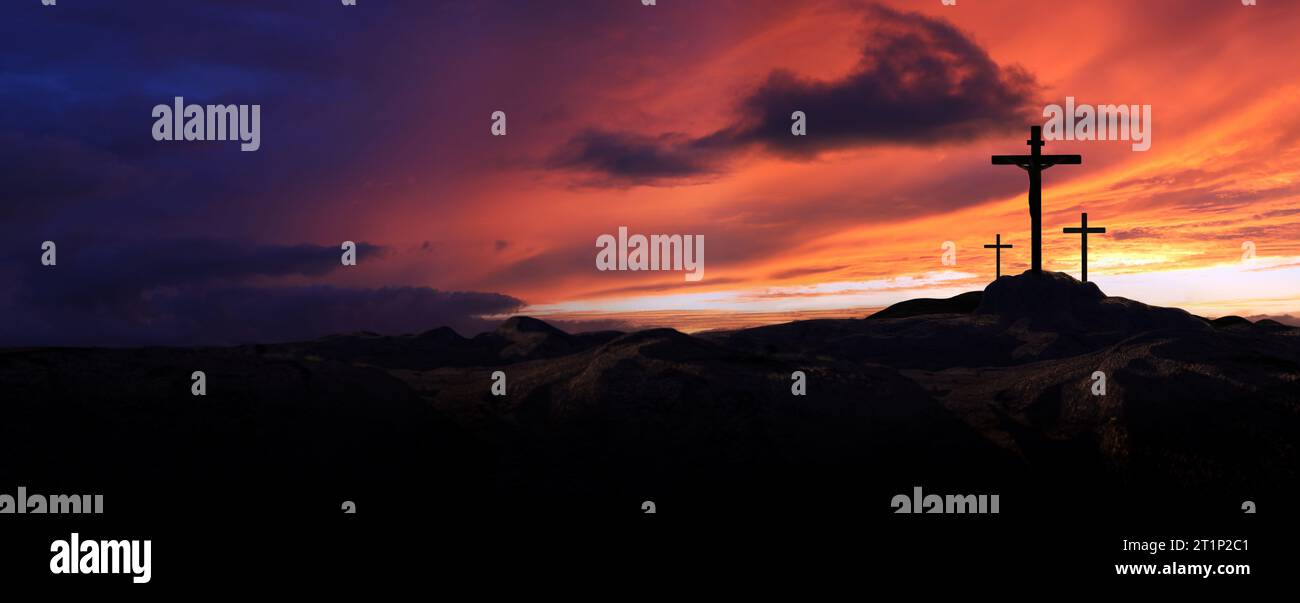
left=982, top=233, right=1014, bottom=279
left=1062, top=212, right=1106, bottom=282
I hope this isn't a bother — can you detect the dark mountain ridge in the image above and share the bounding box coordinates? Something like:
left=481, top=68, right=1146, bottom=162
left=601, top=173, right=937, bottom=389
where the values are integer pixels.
left=1, top=270, right=1296, bottom=520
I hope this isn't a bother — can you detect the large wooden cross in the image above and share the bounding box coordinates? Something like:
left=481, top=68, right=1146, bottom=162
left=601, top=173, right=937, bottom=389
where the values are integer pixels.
left=1063, top=212, right=1106, bottom=282
left=983, top=233, right=1013, bottom=279
left=992, top=126, right=1081, bottom=273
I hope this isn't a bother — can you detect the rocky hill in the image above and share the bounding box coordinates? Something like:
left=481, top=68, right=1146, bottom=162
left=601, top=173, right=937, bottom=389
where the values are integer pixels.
left=1, top=270, right=1296, bottom=519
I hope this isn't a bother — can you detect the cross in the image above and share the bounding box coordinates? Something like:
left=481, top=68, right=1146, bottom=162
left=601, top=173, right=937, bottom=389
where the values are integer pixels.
left=982, top=233, right=1013, bottom=278
left=1062, top=212, right=1106, bottom=282
left=992, top=125, right=1081, bottom=273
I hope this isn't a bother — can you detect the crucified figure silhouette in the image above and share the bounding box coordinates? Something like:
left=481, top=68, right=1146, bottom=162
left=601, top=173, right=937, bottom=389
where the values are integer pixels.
left=992, top=126, right=1081, bottom=273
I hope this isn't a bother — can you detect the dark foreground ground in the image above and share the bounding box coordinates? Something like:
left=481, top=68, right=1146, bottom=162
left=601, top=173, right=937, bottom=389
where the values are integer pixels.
left=1, top=271, right=1295, bottom=586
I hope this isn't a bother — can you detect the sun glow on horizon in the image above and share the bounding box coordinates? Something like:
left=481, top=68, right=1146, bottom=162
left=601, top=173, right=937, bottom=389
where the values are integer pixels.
left=516, top=255, right=1300, bottom=332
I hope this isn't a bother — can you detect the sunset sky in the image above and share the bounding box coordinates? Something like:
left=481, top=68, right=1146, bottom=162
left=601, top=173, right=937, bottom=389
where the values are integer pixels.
left=3, top=0, right=1299, bottom=345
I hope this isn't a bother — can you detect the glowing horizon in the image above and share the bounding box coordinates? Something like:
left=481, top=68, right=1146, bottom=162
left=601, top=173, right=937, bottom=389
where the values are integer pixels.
left=5, top=0, right=1298, bottom=345
left=482, top=1, right=1300, bottom=331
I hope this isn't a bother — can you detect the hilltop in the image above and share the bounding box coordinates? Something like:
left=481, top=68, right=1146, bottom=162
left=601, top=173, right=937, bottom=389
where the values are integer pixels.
left=1, top=270, right=1296, bottom=519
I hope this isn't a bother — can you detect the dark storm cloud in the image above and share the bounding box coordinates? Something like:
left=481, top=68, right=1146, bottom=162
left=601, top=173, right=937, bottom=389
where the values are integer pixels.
left=724, top=3, right=1039, bottom=154
left=1, top=239, right=521, bottom=346
left=1, top=284, right=523, bottom=348
left=549, top=131, right=723, bottom=186
left=0, top=134, right=144, bottom=222
left=0, top=1, right=375, bottom=233
left=139, top=285, right=523, bottom=346
left=553, top=3, right=1040, bottom=185
left=16, top=239, right=384, bottom=301
left=0, top=2, right=540, bottom=346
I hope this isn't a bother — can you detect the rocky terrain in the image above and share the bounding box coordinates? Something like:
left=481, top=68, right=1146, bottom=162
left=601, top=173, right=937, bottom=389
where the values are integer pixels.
left=1, top=270, right=1296, bottom=520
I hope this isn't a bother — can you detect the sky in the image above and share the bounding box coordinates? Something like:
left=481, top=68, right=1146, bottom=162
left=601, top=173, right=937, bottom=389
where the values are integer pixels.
left=2, top=0, right=1298, bottom=346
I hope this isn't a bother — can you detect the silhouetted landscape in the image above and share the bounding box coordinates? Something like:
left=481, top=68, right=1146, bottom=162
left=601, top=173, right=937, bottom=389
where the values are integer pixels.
left=4, top=271, right=1295, bottom=522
